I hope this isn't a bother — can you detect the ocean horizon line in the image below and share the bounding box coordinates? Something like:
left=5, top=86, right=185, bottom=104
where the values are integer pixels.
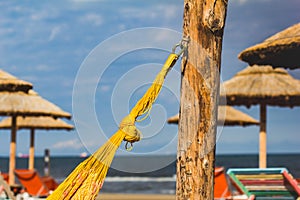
left=1, top=152, right=300, bottom=158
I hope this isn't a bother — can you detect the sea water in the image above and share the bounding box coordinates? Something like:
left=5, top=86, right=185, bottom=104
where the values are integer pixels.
left=0, top=154, right=299, bottom=194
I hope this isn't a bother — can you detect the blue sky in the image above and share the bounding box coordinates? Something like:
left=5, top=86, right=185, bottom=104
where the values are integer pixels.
left=0, top=0, right=299, bottom=157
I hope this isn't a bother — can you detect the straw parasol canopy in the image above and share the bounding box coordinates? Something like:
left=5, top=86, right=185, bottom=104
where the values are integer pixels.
left=0, top=116, right=73, bottom=130
left=0, top=116, right=74, bottom=170
left=0, top=89, right=71, bottom=184
left=0, top=90, right=71, bottom=118
left=0, top=69, right=33, bottom=92
left=167, top=105, right=259, bottom=126
left=220, top=65, right=300, bottom=168
left=220, top=65, right=300, bottom=107
left=238, top=23, right=300, bottom=69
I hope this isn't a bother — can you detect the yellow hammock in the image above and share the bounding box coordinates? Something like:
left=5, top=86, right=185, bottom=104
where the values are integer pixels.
left=47, top=42, right=185, bottom=200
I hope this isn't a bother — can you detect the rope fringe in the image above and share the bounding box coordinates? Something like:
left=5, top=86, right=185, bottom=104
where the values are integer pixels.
left=47, top=53, right=179, bottom=200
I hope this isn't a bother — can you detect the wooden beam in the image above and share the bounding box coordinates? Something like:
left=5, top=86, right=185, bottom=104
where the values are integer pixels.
left=282, top=170, right=300, bottom=196
left=259, top=104, right=267, bottom=168
left=9, top=115, right=17, bottom=185
left=177, top=0, right=228, bottom=199
left=29, top=128, right=35, bottom=170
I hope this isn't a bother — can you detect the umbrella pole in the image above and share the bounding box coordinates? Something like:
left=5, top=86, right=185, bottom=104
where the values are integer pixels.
left=259, top=104, right=267, bottom=168
left=28, top=128, right=35, bottom=170
left=9, top=115, right=17, bottom=185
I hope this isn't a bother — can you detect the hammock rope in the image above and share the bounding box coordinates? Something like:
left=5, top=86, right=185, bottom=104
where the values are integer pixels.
left=47, top=40, right=187, bottom=200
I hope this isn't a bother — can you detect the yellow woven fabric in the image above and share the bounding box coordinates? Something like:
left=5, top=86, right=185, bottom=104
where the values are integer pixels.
left=47, top=53, right=178, bottom=200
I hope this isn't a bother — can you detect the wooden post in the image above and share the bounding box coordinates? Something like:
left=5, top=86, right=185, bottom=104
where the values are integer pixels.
left=44, top=149, right=50, bottom=176
left=259, top=104, right=267, bottom=168
left=9, top=115, right=17, bottom=185
left=177, top=0, right=227, bottom=199
left=28, top=128, right=35, bottom=170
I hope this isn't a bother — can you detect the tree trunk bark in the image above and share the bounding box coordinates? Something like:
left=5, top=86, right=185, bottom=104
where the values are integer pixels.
left=177, top=0, right=228, bottom=199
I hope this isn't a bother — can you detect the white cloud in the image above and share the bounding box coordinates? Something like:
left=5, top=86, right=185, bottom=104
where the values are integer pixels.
left=80, top=13, right=103, bottom=26
left=31, top=10, right=50, bottom=21
left=120, top=7, right=157, bottom=20
left=69, top=0, right=106, bottom=2
left=8, top=65, right=54, bottom=76
left=120, top=3, right=181, bottom=22
left=0, top=28, right=14, bottom=36
left=158, top=4, right=181, bottom=20
left=10, top=5, right=30, bottom=13
left=49, top=26, right=63, bottom=41
left=99, top=85, right=111, bottom=92
left=118, top=24, right=127, bottom=31
left=52, top=139, right=84, bottom=150
left=34, top=64, right=53, bottom=72
left=230, top=0, right=271, bottom=4
left=232, top=0, right=248, bottom=4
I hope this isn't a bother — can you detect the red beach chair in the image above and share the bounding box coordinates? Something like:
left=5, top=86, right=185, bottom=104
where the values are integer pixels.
left=14, top=169, right=57, bottom=197
left=41, top=175, right=59, bottom=191
left=214, top=167, right=232, bottom=199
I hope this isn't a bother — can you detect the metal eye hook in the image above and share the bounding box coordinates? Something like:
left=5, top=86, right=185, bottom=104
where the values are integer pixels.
left=172, top=37, right=190, bottom=57
left=125, top=141, right=133, bottom=151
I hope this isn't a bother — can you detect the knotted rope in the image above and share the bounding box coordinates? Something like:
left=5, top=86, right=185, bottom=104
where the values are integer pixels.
left=47, top=41, right=186, bottom=200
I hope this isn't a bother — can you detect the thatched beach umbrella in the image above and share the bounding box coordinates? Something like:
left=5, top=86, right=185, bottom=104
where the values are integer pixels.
left=167, top=105, right=259, bottom=126
left=0, top=69, right=32, bottom=92
left=238, top=23, right=300, bottom=69
left=220, top=65, right=300, bottom=168
left=0, top=116, right=74, bottom=170
left=0, top=90, right=71, bottom=118
left=0, top=90, right=71, bottom=184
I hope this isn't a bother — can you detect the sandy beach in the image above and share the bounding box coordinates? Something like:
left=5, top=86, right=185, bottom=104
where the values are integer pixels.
left=97, top=193, right=175, bottom=200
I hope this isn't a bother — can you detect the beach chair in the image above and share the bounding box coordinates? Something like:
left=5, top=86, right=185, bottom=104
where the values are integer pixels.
left=0, top=173, right=16, bottom=200
left=14, top=169, right=54, bottom=197
left=41, top=175, right=59, bottom=191
left=1, top=173, right=8, bottom=183
left=227, top=168, right=300, bottom=199
left=215, top=167, right=232, bottom=199
left=214, top=167, right=251, bottom=200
